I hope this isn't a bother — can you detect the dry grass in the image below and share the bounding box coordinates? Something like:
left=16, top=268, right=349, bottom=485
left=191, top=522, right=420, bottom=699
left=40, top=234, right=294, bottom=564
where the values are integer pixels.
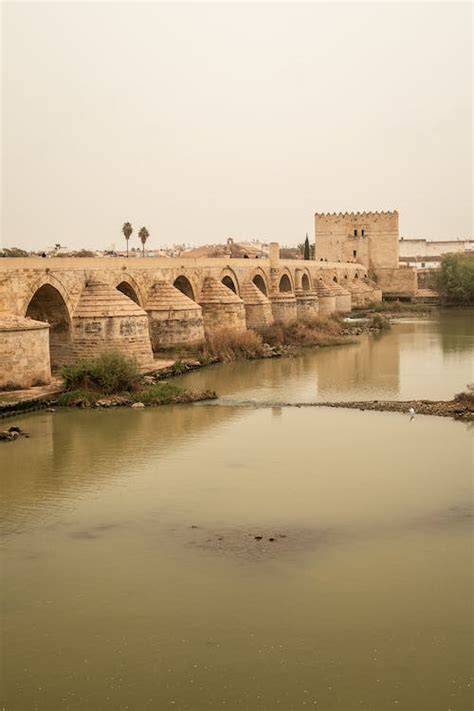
left=196, top=327, right=265, bottom=362
left=259, top=315, right=347, bottom=348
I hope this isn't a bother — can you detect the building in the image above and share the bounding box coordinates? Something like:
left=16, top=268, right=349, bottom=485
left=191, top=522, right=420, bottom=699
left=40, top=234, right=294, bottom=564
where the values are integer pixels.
left=314, top=211, right=399, bottom=271
left=399, top=239, right=474, bottom=268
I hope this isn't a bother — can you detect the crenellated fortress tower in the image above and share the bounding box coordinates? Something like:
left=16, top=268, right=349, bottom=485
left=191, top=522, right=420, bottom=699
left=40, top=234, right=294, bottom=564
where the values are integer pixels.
left=314, top=210, right=399, bottom=270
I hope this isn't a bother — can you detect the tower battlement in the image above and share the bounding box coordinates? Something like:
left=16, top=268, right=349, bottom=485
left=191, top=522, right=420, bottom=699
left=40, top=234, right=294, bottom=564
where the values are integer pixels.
left=315, top=210, right=398, bottom=218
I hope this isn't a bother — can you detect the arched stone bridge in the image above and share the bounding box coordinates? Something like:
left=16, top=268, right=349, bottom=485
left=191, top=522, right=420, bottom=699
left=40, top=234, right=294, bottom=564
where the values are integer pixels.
left=0, top=244, right=381, bottom=388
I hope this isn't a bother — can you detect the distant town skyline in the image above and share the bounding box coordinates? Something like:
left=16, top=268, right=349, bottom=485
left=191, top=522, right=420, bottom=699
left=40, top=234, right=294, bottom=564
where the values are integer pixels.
left=2, top=2, right=472, bottom=252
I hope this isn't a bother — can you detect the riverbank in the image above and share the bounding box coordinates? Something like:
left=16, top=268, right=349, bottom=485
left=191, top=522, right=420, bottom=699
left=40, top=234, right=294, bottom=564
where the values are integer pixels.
left=0, top=309, right=445, bottom=418
left=307, top=396, right=474, bottom=421
left=153, top=313, right=388, bottom=365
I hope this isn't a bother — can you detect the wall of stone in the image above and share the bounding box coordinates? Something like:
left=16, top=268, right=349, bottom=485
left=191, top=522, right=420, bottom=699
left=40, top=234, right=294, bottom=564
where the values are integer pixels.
left=200, top=303, right=247, bottom=334
left=270, top=294, right=297, bottom=323
left=295, top=292, right=319, bottom=319
left=0, top=320, right=51, bottom=389
left=334, top=292, right=351, bottom=313
left=375, top=266, right=418, bottom=296
left=244, top=303, right=274, bottom=330
left=148, top=310, right=204, bottom=350
left=72, top=314, right=154, bottom=366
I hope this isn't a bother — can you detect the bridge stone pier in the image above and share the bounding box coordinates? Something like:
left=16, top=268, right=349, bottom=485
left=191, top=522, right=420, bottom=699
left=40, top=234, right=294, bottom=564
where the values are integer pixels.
left=0, top=244, right=376, bottom=389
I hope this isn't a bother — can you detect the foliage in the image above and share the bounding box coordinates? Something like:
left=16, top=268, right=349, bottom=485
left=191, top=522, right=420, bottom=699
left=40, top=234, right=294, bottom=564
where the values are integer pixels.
left=57, top=383, right=217, bottom=407
left=304, top=234, right=310, bottom=261
left=131, top=382, right=185, bottom=404
left=434, top=254, right=474, bottom=304
left=61, top=352, right=141, bottom=394
left=454, top=390, right=474, bottom=405
left=172, top=359, right=187, bottom=375
left=122, top=222, right=133, bottom=240
left=56, top=249, right=96, bottom=258
left=0, top=247, right=29, bottom=258
left=259, top=315, right=348, bottom=348
left=371, top=313, right=391, bottom=330
left=138, top=226, right=149, bottom=256
left=57, top=389, right=102, bottom=406
left=197, top=328, right=265, bottom=362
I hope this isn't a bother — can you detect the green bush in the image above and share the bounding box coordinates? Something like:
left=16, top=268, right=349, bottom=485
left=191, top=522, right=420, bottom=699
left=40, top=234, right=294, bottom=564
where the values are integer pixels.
left=434, top=254, right=474, bottom=304
left=61, top=352, right=141, bottom=394
left=131, top=382, right=185, bottom=404
left=371, top=314, right=391, bottom=330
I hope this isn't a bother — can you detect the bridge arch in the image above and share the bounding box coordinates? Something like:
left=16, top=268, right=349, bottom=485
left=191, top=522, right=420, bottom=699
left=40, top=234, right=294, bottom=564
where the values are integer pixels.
left=25, top=277, right=73, bottom=367
left=278, top=272, right=294, bottom=293
left=251, top=268, right=269, bottom=296
left=219, top=268, right=240, bottom=296
left=173, top=275, right=197, bottom=301
left=294, top=268, right=311, bottom=291
left=114, top=274, right=144, bottom=306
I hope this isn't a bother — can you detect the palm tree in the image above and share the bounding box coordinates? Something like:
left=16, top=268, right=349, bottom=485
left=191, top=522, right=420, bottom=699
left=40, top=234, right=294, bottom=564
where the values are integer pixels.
left=138, top=226, right=149, bottom=257
left=122, top=222, right=133, bottom=257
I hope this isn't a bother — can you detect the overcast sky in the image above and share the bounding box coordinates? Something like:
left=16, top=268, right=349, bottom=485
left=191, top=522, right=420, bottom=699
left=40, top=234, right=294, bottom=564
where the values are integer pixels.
left=2, top=1, right=472, bottom=251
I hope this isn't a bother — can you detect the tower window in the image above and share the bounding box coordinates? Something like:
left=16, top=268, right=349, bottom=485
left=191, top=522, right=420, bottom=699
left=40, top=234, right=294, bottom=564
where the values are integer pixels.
left=354, top=229, right=358, bottom=237
left=361, top=229, right=365, bottom=236
left=353, top=250, right=357, bottom=258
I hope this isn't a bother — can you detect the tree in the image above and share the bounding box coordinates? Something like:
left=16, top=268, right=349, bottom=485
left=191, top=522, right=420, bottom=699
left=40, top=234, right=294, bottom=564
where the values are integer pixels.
left=138, top=226, right=149, bottom=257
left=122, top=222, right=133, bottom=257
left=304, top=233, right=311, bottom=261
left=434, top=253, right=474, bottom=304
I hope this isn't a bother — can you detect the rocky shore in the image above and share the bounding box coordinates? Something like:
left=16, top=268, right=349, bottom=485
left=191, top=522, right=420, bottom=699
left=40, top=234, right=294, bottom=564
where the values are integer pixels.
left=277, top=398, right=474, bottom=422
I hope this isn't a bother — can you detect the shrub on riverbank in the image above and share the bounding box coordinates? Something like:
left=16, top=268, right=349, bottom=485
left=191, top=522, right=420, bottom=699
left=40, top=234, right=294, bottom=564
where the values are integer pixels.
left=259, top=315, right=349, bottom=348
left=434, top=254, right=474, bottom=304
left=370, top=314, right=391, bottom=330
left=59, top=352, right=216, bottom=407
left=57, top=382, right=216, bottom=407
left=454, top=390, right=474, bottom=406
left=61, top=352, right=141, bottom=394
left=131, top=382, right=214, bottom=405
left=194, top=328, right=265, bottom=362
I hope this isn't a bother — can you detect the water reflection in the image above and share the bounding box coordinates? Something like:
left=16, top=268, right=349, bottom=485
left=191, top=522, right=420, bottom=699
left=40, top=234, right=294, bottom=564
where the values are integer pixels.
left=1, top=312, right=473, bottom=711
left=0, top=405, right=245, bottom=535
left=178, top=309, right=474, bottom=402
left=437, top=309, right=474, bottom=354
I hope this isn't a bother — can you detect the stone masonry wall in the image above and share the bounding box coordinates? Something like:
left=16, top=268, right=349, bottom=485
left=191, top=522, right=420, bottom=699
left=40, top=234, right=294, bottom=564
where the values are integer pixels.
left=0, top=325, right=51, bottom=389
left=375, top=266, right=418, bottom=296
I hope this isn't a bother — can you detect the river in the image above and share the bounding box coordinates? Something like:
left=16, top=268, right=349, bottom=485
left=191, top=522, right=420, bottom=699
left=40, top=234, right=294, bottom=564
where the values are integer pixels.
left=1, top=310, right=473, bottom=710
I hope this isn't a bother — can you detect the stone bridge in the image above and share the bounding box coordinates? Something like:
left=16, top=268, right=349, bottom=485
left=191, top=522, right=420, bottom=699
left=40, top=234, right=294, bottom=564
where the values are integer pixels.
left=0, top=244, right=381, bottom=389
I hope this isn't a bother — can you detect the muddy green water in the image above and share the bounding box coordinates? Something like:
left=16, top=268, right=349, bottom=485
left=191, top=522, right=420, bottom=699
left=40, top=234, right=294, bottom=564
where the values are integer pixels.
left=1, top=311, right=473, bottom=711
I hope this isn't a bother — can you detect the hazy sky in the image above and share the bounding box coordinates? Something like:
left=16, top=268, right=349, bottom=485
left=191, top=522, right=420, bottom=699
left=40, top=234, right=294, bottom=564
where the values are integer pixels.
left=2, top=1, right=472, bottom=251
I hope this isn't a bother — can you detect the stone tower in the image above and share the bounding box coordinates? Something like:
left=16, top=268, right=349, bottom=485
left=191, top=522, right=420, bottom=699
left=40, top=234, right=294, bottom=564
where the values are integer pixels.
left=314, top=211, right=399, bottom=270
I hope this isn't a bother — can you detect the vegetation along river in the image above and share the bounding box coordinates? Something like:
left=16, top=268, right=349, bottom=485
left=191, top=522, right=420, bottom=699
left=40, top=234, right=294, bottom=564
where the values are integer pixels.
left=1, top=310, right=473, bottom=710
